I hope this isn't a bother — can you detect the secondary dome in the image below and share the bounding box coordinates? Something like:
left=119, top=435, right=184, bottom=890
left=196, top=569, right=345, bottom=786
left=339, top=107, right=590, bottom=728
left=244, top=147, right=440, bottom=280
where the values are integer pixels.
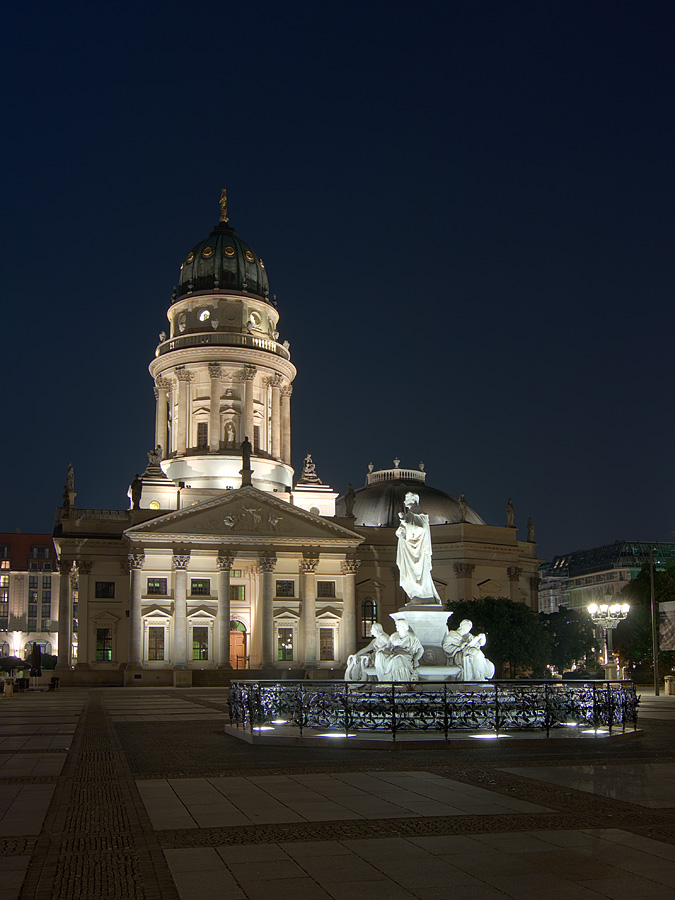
left=336, top=462, right=485, bottom=527
left=175, top=192, right=270, bottom=302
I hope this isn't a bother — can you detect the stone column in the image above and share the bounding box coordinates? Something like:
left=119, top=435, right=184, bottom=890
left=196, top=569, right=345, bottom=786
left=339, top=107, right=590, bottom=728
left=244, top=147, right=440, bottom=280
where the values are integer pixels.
left=75, top=561, right=92, bottom=668
left=529, top=575, right=541, bottom=612
left=172, top=554, right=190, bottom=668
left=208, top=364, right=222, bottom=452
left=453, top=563, right=475, bottom=603
left=340, top=558, right=360, bottom=659
left=242, top=365, right=256, bottom=444
left=217, top=555, right=234, bottom=668
left=507, top=566, right=523, bottom=604
left=154, top=377, right=171, bottom=458
left=300, top=557, right=318, bottom=668
left=269, top=374, right=282, bottom=459
left=56, top=559, right=73, bottom=670
left=127, top=553, right=145, bottom=667
left=281, top=385, right=292, bottom=464
left=258, top=556, right=277, bottom=666
left=175, top=368, right=193, bottom=454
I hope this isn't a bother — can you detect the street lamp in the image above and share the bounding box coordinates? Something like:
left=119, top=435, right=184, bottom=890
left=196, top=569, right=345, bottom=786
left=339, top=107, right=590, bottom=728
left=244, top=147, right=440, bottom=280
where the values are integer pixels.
left=587, top=602, right=630, bottom=667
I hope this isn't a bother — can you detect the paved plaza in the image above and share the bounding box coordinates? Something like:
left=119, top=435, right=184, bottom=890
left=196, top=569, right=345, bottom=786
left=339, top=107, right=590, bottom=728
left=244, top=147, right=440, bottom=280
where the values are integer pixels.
left=2, top=688, right=675, bottom=899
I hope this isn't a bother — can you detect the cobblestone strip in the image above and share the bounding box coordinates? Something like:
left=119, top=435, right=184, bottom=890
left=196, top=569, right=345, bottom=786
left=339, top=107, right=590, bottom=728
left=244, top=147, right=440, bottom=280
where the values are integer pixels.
left=18, top=693, right=179, bottom=900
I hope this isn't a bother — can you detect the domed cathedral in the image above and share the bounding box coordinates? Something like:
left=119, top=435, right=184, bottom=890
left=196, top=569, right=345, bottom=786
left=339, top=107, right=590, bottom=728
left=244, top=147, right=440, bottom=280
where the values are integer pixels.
left=145, top=190, right=295, bottom=501
left=51, top=192, right=541, bottom=686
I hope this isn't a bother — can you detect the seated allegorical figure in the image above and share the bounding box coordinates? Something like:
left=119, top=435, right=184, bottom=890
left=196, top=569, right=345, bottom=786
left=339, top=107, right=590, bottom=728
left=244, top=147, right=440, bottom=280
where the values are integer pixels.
left=460, top=633, right=495, bottom=681
left=442, top=619, right=473, bottom=665
left=374, top=618, right=424, bottom=682
left=344, top=623, right=390, bottom=681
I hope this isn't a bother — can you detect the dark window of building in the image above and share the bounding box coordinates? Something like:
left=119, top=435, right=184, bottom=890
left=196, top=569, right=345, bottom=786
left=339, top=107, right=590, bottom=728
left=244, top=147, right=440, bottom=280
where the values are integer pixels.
left=147, top=578, right=167, bottom=595
left=320, top=627, right=334, bottom=660
left=96, top=628, right=113, bottom=661
left=0, top=641, right=8, bottom=655
left=28, top=604, right=38, bottom=617
left=43, top=562, right=52, bottom=571
left=148, top=627, right=165, bottom=661
left=192, top=626, right=209, bottom=660
left=277, top=627, right=293, bottom=661
left=29, top=576, right=38, bottom=589
left=197, top=422, right=208, bottom=448
left=42, top=591, right=51, bottom=604
left=253, top=425, right=260, bottom=452
left=29, top=546, right=50, bottom=560
left=95, top=582, right=115, bottom=599
left=42, top=576, right=51, bottom=589
left=40, top=619, right=50, bottom=632
left=230, top=584, right=245, bottom=603
left=0, top=546, right=8, bottom=558
left=361, top=598, right=377, bottom=638
left=275, top=580, right=294, bottom=598
left=27, top=619, right=37, bottom=632
left=0, top=602, right=8, bottom=618
left=190, top=579, right=210, bottom=596
left=317, top=581, right=335, bottom=598
left=29, top=562, right=39, bottom=571
left=29, top=591, right=38, bottom=603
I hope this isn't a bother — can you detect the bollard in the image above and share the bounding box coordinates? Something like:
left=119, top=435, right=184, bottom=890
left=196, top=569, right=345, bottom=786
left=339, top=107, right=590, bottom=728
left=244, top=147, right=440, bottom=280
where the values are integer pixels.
left=3, top=680, right=14, bottom=699
left=664, top=676, right=675, bottom=696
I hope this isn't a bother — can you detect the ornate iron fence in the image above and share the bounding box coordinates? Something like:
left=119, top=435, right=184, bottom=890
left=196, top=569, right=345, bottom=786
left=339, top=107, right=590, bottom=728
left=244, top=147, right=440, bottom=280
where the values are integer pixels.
left=228, top=680, right=639, bottom=739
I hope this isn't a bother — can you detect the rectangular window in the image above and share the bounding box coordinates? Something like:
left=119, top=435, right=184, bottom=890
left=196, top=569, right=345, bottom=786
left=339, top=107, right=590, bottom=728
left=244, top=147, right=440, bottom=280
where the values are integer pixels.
left=0, top=619, right=8, bottom=631
left=148, top=627, right=165, bottom=661
left=190, top=579, right=211, bottom=596
left=43, top=562, right=52, bottom=571
left=253, top=425, right=260, bottom=452
left=0, top=575, right=7, bottom=588
left=28, top=618, right=37, bottom=632
left=0, top=560, right=9, bottom=570
left=230, top=584, right=245, bottom=602
left=29, top=546, right=50, bottom=559
left=40, top=619, right=50, bottom=632
left=147, top=578, right=167, bottom=595
left=0, top=589, right=7, bottom=604
left=42, top=590, right=51, bottom=603
left=42, top=576, right=51, bottom=589
left=197, top=422, right=208, bottom=448
left=29, top=591, right=38, bottom=603
left=192, top=626, right=209, bottom=660
left=317, top=581, right=336, bottom=598
left=319, top=628, right=335, bottom=660
left=275, top=580, right=294, bottom=598
left=28, top=604, right=38, bottom=617
left=277, top=627, right=294, bottom=661
left=29, top=576, right=38, bottom=589
left=0, top=602, right=8, bottom=617
left=95, top=582, right=115, bottom=599
left=29, top=562, right=39, bottom=571
left=96, top=628, right=113, bottom=661
left=232, top=569, right=242, bottom=578
left=0, top=545, right=7, bottom=558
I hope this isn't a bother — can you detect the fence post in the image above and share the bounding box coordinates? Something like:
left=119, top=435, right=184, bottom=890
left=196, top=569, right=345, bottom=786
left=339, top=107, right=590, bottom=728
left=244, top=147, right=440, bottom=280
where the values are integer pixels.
left=545, top=682, right=550, bottom=738
left=391, top=683, right=396, bottom=743
left=494, top=683, right=500, bottom=735
left=444, top=682, right=449, bottom=741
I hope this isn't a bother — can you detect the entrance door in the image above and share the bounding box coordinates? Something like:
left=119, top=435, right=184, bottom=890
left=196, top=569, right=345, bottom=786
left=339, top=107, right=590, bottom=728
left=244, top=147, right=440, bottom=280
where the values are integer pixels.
left=229, top=622, right=247, bottom=668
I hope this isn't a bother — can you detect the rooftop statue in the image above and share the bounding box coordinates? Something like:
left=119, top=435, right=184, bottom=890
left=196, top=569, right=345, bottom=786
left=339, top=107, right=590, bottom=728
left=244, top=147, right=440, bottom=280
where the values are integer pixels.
left=396, top=492, right=441, bottom=604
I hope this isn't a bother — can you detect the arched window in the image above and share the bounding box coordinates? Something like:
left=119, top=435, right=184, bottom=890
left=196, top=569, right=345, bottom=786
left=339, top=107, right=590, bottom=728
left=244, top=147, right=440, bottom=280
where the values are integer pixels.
left=361, top=598, right=377, bottom=638
left=24, top=639, right=52, bottom=658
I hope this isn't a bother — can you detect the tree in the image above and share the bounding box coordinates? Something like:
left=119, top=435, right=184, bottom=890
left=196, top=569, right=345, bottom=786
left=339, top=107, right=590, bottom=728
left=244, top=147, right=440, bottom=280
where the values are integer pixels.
left=540, top=607, right=595, bottom=673
left=613, top=565, right=675, bottom=675
left=446, top=596, right=551, bottom=678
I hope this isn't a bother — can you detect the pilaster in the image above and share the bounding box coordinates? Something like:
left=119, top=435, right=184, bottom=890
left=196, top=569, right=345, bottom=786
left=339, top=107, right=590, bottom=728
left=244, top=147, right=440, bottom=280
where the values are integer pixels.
left=258, top=555, right=276, bottom=666
left=216, top=555, right=234, bottom=668
left=172, top=553, right=190, bottom=668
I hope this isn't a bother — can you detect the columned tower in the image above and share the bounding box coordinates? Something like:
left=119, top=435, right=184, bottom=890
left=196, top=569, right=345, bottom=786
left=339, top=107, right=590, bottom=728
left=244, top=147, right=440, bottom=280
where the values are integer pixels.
left=148, top=192, right=296, bottom=495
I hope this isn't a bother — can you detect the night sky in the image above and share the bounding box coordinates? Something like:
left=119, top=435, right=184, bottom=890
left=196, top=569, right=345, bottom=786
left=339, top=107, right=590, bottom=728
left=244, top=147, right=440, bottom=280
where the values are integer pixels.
left=2, top=2, right=674, bottom=561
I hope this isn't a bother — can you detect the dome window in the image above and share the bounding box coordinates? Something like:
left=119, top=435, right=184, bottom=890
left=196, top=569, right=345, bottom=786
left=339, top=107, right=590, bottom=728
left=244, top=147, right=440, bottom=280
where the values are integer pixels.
left=186, top=252, right=195, bottom=263
left=245, top=250, right=255, bottom=262
left=199, top=309, right=211, bottom=322
left=224, top=246, right=235, bottom=257
left=259, top=258, right=265, bottom=268
left=202, top=246, right=213, bottom=258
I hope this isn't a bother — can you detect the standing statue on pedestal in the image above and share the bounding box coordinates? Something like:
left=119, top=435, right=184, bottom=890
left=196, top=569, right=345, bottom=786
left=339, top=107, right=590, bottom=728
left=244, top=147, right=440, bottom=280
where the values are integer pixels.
left=396, top=492, right=440, bottom=603
left=506, top=497, right=515, bottom=528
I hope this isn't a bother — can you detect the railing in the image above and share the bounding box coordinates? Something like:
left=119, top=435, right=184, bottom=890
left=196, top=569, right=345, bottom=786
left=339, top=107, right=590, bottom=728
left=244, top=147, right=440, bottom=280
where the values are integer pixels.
left=156, top=332, right=291, bottom=360
left=366, top=469, right=426, bottom=485
left=228, top=679, right=639, bottom=740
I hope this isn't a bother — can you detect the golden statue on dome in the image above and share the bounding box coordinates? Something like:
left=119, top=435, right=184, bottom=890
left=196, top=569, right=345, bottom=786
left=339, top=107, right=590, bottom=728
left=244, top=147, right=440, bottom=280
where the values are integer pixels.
left=219, top=188, right=229, bottom=223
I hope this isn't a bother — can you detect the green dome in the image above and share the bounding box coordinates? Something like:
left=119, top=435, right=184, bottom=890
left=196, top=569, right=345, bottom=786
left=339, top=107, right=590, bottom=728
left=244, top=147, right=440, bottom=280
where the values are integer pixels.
left=175, top=221, right=271, bottom=303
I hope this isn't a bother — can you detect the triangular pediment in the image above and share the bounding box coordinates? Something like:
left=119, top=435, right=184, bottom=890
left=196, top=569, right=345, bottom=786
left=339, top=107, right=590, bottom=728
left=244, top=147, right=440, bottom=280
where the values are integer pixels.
left=125, top=485, right=363, bottom=549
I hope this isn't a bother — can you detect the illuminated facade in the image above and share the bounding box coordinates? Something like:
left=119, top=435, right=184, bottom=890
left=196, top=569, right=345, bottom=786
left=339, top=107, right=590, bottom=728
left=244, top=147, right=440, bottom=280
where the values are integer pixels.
left=52, top=195, right=542, bottom=685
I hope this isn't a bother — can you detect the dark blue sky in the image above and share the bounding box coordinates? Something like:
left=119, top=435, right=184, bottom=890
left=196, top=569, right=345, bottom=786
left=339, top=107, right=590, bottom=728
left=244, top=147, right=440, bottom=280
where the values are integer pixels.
left=2, top=2, right=674, bottom=560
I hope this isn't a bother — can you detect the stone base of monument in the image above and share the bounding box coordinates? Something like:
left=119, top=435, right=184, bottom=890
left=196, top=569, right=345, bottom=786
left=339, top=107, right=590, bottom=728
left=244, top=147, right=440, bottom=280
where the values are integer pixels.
left=391, top=605, right=462, bottom=680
